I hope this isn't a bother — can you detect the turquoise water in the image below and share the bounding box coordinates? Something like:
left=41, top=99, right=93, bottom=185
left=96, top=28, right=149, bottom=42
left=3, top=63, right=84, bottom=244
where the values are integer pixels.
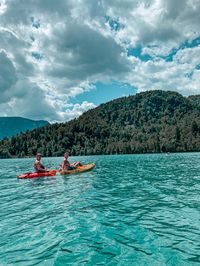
left=0, top=153, right=200, bottom=266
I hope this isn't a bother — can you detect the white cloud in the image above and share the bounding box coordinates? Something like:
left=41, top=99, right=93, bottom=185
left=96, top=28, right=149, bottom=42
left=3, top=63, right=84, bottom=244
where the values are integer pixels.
left=0, top=50, right=17, bottom=96
left=57, top=101, right=96, bottom=122
left=0, top=0, right=200, bottom=122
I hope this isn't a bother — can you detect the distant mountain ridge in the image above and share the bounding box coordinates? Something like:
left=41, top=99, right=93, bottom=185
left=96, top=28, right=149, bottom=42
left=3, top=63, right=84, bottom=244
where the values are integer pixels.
left=0, top=117, right=49, bottom=140
left=1, top=90, right=200, bottom=158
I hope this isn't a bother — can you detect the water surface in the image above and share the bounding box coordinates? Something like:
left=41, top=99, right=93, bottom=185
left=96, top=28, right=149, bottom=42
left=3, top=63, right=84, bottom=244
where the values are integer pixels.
left=0, top=153, right=200, bottom=265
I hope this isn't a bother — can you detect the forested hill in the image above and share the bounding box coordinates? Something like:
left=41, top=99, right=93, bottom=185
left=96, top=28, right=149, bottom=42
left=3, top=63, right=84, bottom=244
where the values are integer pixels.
left=0, top=117, right=49, bottom=140
left=1, top=90, right=200, bottom=158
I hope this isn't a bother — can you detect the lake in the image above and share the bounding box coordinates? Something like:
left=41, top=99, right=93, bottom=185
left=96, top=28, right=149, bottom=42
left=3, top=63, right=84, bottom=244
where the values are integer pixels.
left=0, top=153, right=200, bottom=265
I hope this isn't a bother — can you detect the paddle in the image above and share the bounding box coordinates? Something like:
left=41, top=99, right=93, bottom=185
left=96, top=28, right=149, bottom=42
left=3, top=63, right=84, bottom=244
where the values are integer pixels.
left=23, top=172, right=32, bottom=178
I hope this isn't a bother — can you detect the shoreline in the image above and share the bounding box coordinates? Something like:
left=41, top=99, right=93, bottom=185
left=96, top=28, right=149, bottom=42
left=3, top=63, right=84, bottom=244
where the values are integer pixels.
left=1, top=150, right=200, bottom=160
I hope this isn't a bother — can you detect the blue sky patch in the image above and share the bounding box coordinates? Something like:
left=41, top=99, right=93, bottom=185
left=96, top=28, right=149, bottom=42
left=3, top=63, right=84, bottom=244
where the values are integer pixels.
left=128, top=45, right=152, bottom=62
left=186, top=36, right=200, bottom=48
left=71, top=81, right=137, bottom=105
left=129, top=36, right=200, bottom=63
left=105, top=16, right=124, bottom=31
left=159, top=48, right=177, bottom=62
left=32, top=52, right=43, bottom=60
left=160, top=36, right=200, bottom=62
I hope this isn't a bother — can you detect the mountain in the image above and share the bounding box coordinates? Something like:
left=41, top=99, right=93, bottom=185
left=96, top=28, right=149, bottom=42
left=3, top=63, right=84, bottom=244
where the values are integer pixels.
left=0, top=117, right=49, bottom=140
left=1, top=90, right=200, bottom=158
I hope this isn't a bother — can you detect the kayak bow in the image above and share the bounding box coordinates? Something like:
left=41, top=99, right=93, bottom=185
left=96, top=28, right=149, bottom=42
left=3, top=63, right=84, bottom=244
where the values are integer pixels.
left=60, top=163, right=95, bottom=175
left=17, top=170, right=57, bottom=179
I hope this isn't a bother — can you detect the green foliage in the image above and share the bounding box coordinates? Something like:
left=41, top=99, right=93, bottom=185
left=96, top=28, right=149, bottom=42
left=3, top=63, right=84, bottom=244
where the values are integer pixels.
left=1, top=90, right=200, bottom=158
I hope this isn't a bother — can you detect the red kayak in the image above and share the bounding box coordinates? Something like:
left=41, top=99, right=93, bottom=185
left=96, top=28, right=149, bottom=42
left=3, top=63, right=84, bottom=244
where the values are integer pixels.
left=17, top=170, right=57, bottom=179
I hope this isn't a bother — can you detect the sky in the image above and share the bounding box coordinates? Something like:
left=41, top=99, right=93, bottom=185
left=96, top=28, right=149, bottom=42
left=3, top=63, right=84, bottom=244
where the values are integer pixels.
left=0, top=0, right=200, bottom=123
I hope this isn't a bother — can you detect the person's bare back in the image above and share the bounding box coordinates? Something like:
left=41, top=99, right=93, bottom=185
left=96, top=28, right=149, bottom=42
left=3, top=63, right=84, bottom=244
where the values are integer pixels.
left=34, top=153, right=46, bottom=173
left=61, top=152, right=82, bottom=170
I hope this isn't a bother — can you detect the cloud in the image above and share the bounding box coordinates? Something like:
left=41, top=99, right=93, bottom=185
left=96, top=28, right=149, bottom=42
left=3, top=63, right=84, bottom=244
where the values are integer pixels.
left=0, top=51, right=17, bottom=97
left=57, top=101, right=97, bottom=122
left=46, top=21, right=130, bottom=80
left=0, top=0, right=200, bottom=122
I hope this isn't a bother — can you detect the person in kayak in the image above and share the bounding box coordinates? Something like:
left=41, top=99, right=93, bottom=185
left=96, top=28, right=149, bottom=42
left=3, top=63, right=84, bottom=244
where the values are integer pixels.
left=61, top=152, right=82, bottom=170
left=34, top=153, right=47, bottom=173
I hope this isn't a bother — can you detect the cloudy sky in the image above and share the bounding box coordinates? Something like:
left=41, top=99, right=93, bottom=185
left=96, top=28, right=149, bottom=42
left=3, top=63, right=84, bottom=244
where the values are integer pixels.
left=0, top=0, right=200, bottom=122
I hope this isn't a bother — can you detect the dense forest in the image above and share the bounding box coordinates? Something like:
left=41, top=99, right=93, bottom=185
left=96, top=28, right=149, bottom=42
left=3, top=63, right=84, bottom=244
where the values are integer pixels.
left=1, top=90, right=200, bottom=158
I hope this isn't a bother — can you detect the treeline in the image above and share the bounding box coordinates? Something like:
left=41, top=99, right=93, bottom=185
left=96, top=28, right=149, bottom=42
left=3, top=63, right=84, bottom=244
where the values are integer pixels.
left=1, top=90, right=200, bottom=158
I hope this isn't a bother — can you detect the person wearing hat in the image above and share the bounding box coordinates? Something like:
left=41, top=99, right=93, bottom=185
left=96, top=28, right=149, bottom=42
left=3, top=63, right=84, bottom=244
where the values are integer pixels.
left=34, top=153, right=46, bottom=173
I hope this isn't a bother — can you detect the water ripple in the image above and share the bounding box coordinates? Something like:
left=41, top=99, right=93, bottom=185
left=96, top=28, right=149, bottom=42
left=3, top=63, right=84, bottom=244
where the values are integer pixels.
left=0, top=154, right=200, bottom=265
